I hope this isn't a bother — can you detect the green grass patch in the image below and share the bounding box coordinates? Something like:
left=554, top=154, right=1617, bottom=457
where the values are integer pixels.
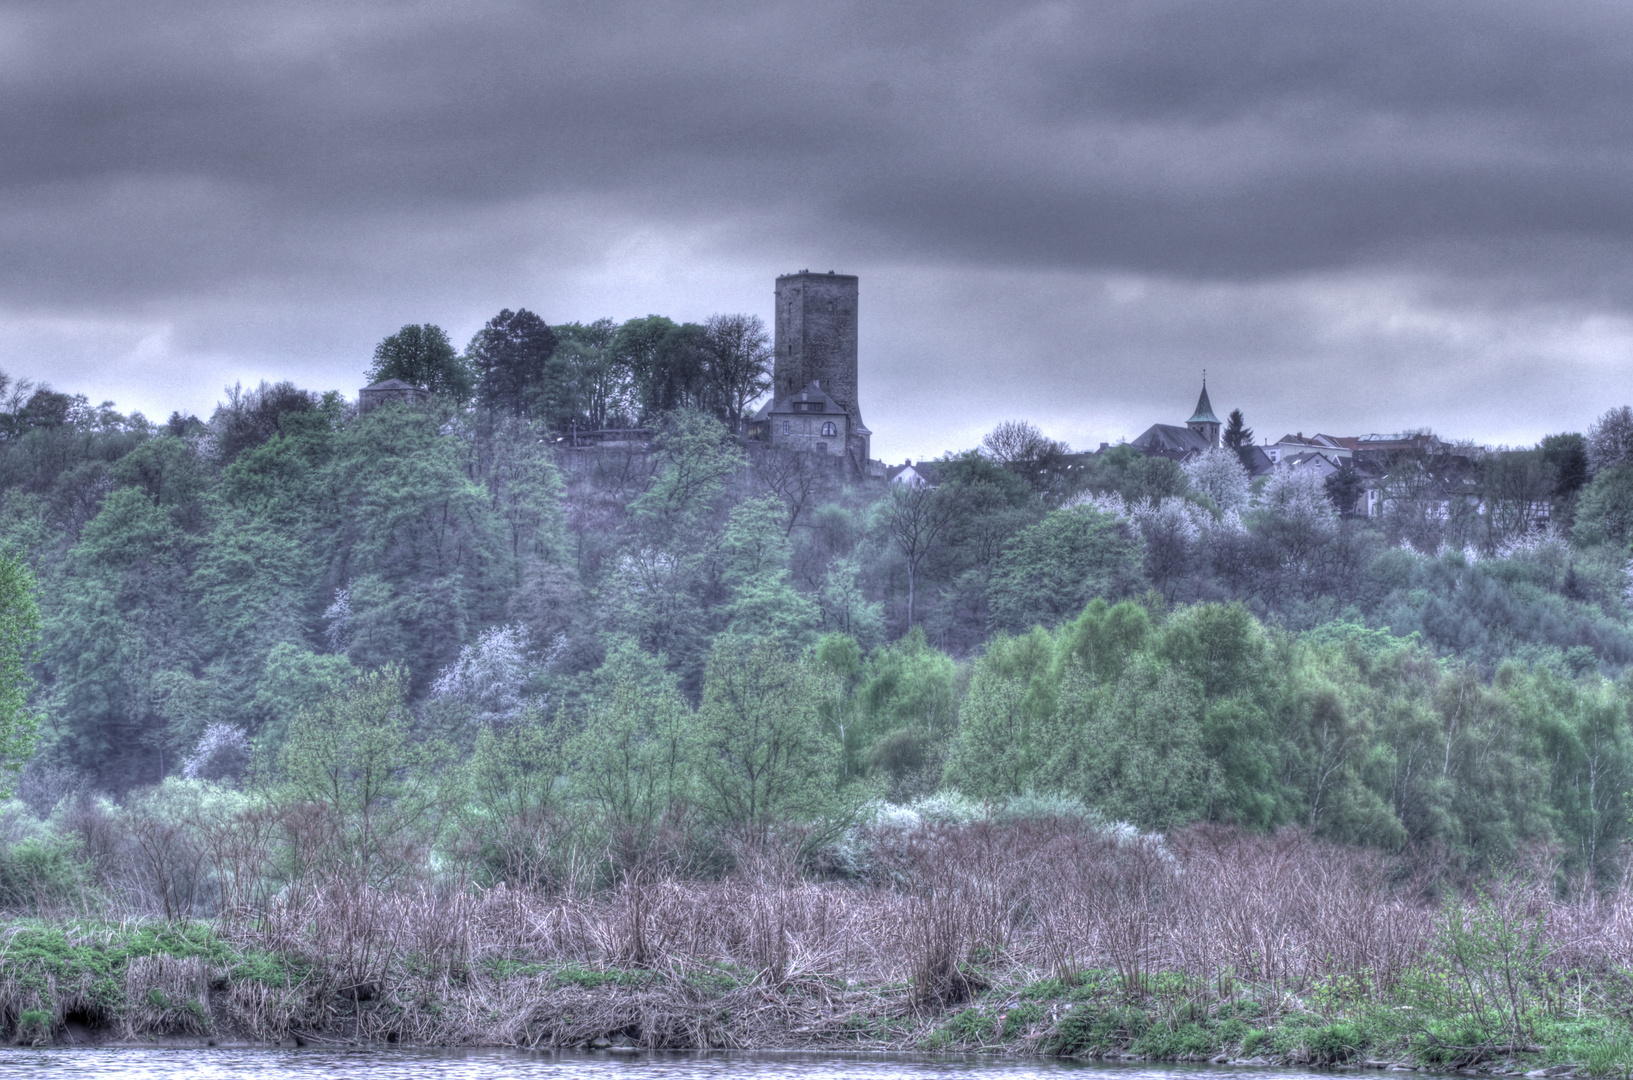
left=0, top=918, right=296, bottom=1040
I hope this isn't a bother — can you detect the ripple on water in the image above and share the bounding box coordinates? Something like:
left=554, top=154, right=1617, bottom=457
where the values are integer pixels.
left=0, top=1049, right=1391, bottom=1080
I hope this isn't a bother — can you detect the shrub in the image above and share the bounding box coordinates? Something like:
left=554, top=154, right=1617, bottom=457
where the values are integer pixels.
left=0, top=832, right=94, bottom=912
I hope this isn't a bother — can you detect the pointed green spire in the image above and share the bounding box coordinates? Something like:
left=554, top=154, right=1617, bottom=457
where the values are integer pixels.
left=1188, top=379, right=1220, bottom=425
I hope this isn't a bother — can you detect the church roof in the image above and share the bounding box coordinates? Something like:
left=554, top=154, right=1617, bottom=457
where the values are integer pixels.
left=1187, top=383, right=1220, bottom=425
left=1131, top=423, right=1213, bottom=455
left=363, top=378, right=424, bottom=391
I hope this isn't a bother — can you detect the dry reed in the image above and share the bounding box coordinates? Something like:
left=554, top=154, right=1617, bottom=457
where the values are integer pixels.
left=11, top=819, right=1633, bottom=1051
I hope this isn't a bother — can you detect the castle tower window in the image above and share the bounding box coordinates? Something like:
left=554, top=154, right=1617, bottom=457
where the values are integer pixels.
left=782, top=420, right=790, bottom=434
left=821, top=421, right=837, bottom=437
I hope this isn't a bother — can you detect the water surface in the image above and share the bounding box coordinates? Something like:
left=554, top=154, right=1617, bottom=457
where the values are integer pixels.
left=0, top=1049, right=1395, bottom=1080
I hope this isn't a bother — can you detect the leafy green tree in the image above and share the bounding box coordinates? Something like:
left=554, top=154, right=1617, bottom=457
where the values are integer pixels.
left=719, top=495, right=792, bottom=585
left=856, top=627, right=959, bottom=798
left=717, top=495, right=820, bottom=649
left=1323, top=463, right=1365, bottom=517
left=210, top=381, right=320, bottom=463
left=1276, top=651, right=1402, bottom=847
left=942, top=628, right=1056, bottom=798
left=367, top=324, right=474, bottom=404
left=1573, top=463, right=1633, bottom=549
left=629, top=410, right=746, bottom=542
left=0, top=494, right=54, bottom=573
left=987, top=506, right=1144, bottom=631
left=554, top=318, right=631, bottom=430
left=458, top=712, right=567, bottom=886
left=723, top=573, right=822, bottom=652
left=324, top=404, right=504, bottom=681
left=194, top=512, right=311, bottom=673
left=467, top=308, right=564, bottom=423
left=1540, top=432, right=1590, bottom=526
left=252, top=643, right=357, bottom=750
left=1158, top=602, right=1283, bottom=826
left=214, top=415, right=337, bottom=530
left=608, top=411, right=747, bottom=680
left=885, top=481, right=961, bottom=629
left=1052, top=653, right=1221, bottom=829
left=814, top=634, right=866, bottom=779
left=702, top=313, right=772, bottom=430
left=279, top=667, right=446, bottom=884
left=642, top=323, right=712, bottom=419
left=1505, top=662, right=1631, bottom=879
left=609, top=316, right=676, bottom=421
left=817, top=557, right=885, bottom=648
left=0, top=551, right=41, bottom=795
left=1060, top=599, right=1151, bottom=683
left=8, top=388, right=74, bottom=434
left=42, top=486, right=196, bottom=787
left=566, top=643, right=694, bottom=838
left=485, top=421, right=568, bottom=565
left=109, top=436, right=209, bottom=524
left=601, top=546, right=713, bottom=685
left=1083, top=445, right=1189, bottom=506
left=693, top=640, right=850, bottom=844
left=925, top=453, right=1043, bottom=644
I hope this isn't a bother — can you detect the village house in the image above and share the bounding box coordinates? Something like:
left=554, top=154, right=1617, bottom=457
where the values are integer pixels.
left=885, top=460, right=941, bottom=487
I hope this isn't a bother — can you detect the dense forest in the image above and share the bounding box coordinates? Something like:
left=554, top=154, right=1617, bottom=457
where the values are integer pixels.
left=6, top=304, right=1633, bottom=899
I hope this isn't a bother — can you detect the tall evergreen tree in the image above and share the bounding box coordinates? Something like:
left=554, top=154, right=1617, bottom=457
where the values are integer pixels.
left=1223, top=408, right=1253, bottom=450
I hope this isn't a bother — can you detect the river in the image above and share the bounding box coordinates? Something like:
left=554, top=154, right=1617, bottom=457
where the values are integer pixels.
left=0, top=1050, right=1420, bottom=1079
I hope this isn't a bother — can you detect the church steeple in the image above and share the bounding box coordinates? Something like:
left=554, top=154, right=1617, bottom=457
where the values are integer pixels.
left=1186, top=376, right=1221, bottom=449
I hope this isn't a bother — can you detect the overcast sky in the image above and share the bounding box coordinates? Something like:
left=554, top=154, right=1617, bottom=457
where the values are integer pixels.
left=5, top=0, right=1633, bottom=460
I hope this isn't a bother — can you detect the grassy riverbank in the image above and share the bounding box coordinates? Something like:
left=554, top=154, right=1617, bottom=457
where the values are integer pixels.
left=4, top=917, right=1633, bottom=1073
left=6, top=819, right=1633, bottom=1068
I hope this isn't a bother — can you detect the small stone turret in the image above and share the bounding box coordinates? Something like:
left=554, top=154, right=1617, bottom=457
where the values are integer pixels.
left=359, top=378, right=429, bottom=414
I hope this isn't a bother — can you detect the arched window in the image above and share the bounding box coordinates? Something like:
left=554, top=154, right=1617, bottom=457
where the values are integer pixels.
left=821, top=421, right=837, bottom=437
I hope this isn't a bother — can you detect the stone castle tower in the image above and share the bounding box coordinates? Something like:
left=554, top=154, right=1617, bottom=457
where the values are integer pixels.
left=748, top=271, right=871, bottom=470
left=774, top=271, right=861, bottom=420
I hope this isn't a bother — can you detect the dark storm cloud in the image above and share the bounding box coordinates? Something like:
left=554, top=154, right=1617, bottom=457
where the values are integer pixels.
left=11, top=0, right=1633, bottom=286
left=4, top=0, right=1633, bottom=451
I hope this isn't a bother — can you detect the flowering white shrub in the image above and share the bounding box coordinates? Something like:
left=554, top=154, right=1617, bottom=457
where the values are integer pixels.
left=322, top=586, right=351, bottom=652
left=1183, top=447, right=1251, bottom=515
left=1260, top=466, right=1339, bottom=530
left=431, top=622, right=535, bottom=725
left=1065, top=489, right=1132, bottom=523
left=181, top=723, right=251, bottom=782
